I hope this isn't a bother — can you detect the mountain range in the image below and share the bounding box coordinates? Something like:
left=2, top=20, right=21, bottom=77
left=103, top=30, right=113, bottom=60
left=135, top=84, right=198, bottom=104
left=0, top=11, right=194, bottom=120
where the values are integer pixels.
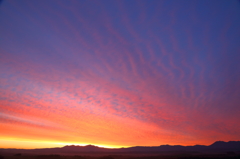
left=0, top=141, right=240, bottom=155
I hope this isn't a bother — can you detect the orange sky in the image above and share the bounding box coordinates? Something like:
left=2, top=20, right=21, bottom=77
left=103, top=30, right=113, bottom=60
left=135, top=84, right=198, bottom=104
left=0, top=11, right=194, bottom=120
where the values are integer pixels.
left=1, top=0, right=240, bottom=149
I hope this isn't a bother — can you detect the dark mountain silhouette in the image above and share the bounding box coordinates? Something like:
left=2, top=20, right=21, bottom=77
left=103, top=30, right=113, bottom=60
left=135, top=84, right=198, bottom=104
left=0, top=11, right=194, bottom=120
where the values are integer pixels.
left=0, top=141, right=239, bottom=155
left=209, top=141, right=240, bottom=151
left=62, top=145, right=109, bottom=152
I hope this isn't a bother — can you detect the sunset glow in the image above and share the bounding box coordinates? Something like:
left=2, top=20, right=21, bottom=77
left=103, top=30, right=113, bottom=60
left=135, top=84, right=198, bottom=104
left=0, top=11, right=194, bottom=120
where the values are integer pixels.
left=0, top=0, right=240, bottom=149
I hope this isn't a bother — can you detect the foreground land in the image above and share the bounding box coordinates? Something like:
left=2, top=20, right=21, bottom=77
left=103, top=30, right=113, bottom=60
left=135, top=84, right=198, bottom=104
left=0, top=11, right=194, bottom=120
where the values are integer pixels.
left=0, top=152, right=240, bottom=159
left=1, top=141, right=240, bottom=159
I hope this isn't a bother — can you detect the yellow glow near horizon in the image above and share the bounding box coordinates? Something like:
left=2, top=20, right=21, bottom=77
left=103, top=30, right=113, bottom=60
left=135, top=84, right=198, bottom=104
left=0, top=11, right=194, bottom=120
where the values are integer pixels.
left=56, top=142, right=126, bottom=149
left=0, top=138, right=127, bottom=149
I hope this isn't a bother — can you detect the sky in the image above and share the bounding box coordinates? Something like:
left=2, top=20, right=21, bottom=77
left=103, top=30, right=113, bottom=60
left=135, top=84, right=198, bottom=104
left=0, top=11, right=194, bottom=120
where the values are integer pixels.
left=0, top=0, right=240, bottom=149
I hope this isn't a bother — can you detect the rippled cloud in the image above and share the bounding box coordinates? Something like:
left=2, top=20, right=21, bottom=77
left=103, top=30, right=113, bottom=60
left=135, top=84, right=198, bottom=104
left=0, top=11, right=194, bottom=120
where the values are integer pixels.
left=0, top=0, right=240, bottom=148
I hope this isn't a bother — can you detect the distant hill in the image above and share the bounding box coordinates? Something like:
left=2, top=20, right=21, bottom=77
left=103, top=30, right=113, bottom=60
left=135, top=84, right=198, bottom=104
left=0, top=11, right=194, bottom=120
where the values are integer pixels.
left=0, top=141, right=240, bottom=155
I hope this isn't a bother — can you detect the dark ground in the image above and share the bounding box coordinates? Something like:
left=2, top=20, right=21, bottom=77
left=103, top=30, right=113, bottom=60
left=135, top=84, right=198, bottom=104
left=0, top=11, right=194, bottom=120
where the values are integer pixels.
left=0, top=152, right=240, bottom=159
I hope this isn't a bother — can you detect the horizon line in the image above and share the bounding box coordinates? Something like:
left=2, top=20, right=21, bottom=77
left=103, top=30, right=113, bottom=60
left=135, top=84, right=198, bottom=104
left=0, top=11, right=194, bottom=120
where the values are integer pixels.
left=1, top=140, right=239, bottom=150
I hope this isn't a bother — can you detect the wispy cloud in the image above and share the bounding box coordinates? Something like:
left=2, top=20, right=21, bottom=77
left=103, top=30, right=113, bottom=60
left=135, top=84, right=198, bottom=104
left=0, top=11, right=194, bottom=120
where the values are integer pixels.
left=0, top=0, right=240, bottom=148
